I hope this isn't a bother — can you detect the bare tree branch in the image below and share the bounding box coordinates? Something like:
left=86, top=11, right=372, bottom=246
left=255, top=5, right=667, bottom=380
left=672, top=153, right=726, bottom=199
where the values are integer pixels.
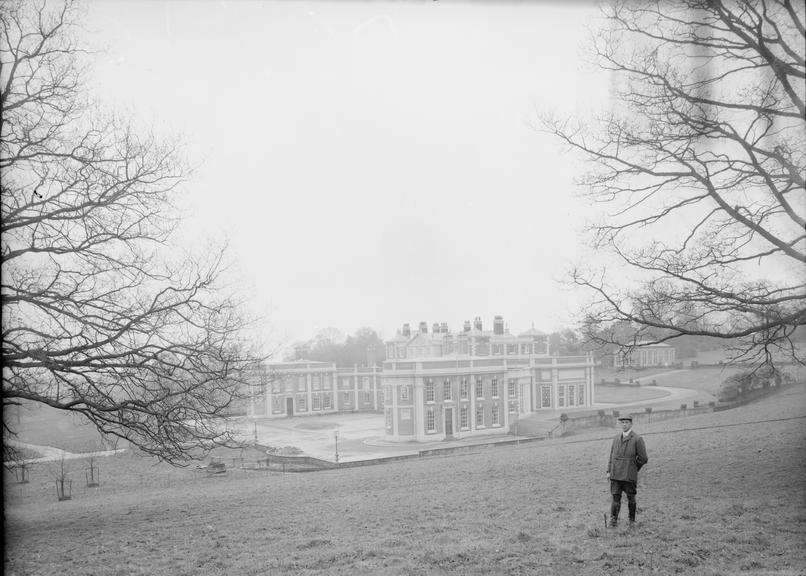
left=1, top=0, right=266, bottom=465
left=541, top=0, right=805, bottom=368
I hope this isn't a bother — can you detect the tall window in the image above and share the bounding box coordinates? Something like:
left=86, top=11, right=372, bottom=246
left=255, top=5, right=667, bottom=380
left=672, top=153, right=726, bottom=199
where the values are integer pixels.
left=541, top=386, right=551, bottom=408
left=425, top=379, right=435, bottom=402
left=343, top=391, right=350, bottom=405
left=401, top=385, right=410, bottom=401
left=491, top=378, right=499, bottom=398
left=460, top=406, right=469, bottom=428
left=508, top=379, right=516, bottom=398
left=313, top=395, right=320, bottom=410
left=568, top=385, right=576, bottom=406
left=475, top=378, right=484, bottom=399
left=558, top=386, right=565, bottom=408
left=443, top=379, right=452, bottom=401
left=460, top=378, right=468, bottom=399
left=298, top=395, right=307, bottom=412
left=578, top=384, right=585, bottom=406
left=363, top=391, right=371, bottom=404
left=385, top=409, right=393, bottom=430
left=323, top=394, right=332, bottom=409
left=475, top=405, right=484, bottom=427
left=426, top=407, right=436, bottom=432
left=492, top=404, right=499, bottom=425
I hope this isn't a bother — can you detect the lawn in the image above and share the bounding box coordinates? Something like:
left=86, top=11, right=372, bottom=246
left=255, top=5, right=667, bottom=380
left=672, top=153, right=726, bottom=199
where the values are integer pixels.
left=593, top=384, right=669, bottom=404
left=5, top=384, right=806, bottom=575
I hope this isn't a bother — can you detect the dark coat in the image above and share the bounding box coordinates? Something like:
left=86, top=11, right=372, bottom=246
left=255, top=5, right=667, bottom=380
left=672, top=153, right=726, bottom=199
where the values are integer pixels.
left=608, top=430, right=648, bottom=484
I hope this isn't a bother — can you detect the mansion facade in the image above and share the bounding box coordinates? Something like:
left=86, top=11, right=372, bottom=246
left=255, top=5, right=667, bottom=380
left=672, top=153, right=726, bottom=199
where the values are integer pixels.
left=249, top=315, right=595, bottom=443
left=248, top=361, right=383, bottom=418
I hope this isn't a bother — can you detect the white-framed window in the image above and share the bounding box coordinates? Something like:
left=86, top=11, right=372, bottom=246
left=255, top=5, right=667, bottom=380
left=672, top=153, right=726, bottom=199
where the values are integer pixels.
left=460, top=406, right=469, bottom=429
left=363, top=390, right=371, bottom=404
left=401, top=385, right=410, bottom=401
left=426, top=379, right=435, bottom=402
left=297, top=376, right=306, bottom=392
left=475, top=378, right=484, bottom=399
left=312, top=374, right=320, bottom=390
left=508, top=379, right=516, bottom=398
left=298, top=395, right=307, bottom=412
left=323, top=394, right=332, bottom=409
left=272, top=396, right=281, bottom=412
left=426, top=407, right=436, bottom=432
left=578, top=384, right=585, bottom=406
left=558, top=386, right=565, bottom=408
left=313, top=395, right=320, bottom=410
left=343, top=391, right=350, bottom=405
left=460, top=378, right=469, bottom=399
left=443, top=379, right=452, bottom=401
left=475, top=405, right=484, bottom=427
left=385, top=409, right=393, bottom=430
left=323, top=375, right=332, bottom=390
left=491, top=378, right=499, bottom=398
left=569, top=385, right=576, bottom=406
left=492, top=404, right=499, bottom=426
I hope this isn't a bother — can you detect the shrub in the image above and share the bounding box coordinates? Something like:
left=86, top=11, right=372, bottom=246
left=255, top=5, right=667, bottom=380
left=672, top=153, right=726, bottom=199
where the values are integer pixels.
left=680, top=404, right=687, bottom=410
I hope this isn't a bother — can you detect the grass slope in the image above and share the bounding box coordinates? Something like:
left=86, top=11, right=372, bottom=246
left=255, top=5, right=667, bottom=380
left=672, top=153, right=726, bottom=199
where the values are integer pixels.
left=5, top=386, right=806, bottom=576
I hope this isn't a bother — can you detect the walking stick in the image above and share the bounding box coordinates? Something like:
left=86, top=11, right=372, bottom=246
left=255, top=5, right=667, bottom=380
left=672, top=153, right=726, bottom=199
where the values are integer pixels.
left=604, top=512, right=608, bottom=530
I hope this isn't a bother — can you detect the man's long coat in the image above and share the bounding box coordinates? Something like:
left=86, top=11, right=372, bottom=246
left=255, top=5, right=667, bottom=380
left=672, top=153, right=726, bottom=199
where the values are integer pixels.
left=608, top=430, right=648, bottom=484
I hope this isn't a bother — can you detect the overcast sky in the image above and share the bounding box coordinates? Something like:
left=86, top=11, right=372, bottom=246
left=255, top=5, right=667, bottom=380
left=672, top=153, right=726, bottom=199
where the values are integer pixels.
left=84, top=0, right=611, bottom=347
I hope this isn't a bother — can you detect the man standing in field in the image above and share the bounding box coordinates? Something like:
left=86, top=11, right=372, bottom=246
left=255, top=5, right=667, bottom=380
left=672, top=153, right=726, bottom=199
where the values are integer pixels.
left=606, top=414, right=648, bottom=527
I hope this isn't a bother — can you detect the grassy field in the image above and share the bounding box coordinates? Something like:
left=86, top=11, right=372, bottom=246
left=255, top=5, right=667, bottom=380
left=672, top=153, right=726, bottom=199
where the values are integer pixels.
left=5, top=383, right=806, bottom=575
left=5, top=401, right=112, bottom=454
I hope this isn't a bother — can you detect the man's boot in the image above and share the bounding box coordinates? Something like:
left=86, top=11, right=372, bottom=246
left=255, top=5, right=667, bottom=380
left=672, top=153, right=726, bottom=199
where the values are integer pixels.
left=628, top=502, right=637, bottom=526
left=609, top=499, right=620, bottom=527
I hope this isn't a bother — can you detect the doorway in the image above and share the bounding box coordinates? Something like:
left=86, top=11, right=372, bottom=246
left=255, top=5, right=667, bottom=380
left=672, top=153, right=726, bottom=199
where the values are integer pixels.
left=286, top=397, right=294, bottom=417
left=444, top=407, right=454, bottom=438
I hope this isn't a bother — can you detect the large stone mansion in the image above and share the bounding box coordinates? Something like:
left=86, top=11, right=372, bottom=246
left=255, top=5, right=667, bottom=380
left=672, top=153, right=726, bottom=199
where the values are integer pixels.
left=249, top=315, right=595, bottom=442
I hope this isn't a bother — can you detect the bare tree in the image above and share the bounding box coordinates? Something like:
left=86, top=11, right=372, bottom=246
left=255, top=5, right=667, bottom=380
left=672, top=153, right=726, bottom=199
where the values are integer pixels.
left=1, top=0, right=263, bottom=464
left=542, top=0, right=805, bottom=367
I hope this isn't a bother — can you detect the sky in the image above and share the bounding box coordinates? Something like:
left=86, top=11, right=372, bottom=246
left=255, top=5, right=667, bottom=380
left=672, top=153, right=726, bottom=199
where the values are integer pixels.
left=84, top=0, right=611, bottom=347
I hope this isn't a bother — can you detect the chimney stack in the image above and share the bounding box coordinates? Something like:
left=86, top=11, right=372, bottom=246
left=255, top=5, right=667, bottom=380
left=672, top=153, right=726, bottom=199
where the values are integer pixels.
left=474, top=316, right=483, bottom=331
left=464, top=320, right=471, bottom=332
left=493, top=315, right=504, bottom=335
left=402, top=323, right=411, bottom=338
left=419, top=321, right=428, bottom=334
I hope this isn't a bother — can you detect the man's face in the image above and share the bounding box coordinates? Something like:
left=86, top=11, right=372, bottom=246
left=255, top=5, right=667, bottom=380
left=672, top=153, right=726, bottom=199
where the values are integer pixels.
left=620, top=419, right=632, bottom=432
